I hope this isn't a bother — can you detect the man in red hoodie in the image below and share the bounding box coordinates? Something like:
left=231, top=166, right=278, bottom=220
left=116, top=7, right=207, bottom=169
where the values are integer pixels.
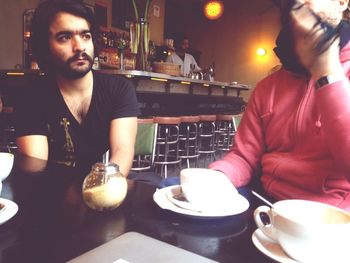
left=209, top=0, right=350, bottom=210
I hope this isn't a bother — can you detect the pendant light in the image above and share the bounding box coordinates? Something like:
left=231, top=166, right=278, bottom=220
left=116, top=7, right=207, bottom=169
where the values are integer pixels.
left=203, top=0, right=224, bottom=20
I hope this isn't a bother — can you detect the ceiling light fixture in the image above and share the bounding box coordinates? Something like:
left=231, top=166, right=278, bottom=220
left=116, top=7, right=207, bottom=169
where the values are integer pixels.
left=203, top=0, right=224, bottom=20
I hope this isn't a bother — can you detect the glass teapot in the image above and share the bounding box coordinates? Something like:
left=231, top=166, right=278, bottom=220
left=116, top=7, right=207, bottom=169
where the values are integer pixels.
left=82, top=162, right=127, bottom=211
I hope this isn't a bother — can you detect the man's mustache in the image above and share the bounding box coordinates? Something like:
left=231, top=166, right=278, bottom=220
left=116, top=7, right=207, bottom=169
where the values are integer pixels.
left=67, top=52, right=93, bottom=63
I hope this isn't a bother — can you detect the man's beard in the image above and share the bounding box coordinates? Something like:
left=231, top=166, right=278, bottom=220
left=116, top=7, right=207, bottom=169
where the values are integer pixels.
left=54, top=52, right=94, bottom=79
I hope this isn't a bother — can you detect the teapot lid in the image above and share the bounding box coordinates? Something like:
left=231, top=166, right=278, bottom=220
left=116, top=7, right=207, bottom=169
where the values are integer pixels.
left=91, top=162, right=119, bottom=173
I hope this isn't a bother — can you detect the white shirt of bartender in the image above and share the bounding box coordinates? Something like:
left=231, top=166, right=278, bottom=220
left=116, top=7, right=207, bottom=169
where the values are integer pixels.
left=166, top=52, right=201, bottom=76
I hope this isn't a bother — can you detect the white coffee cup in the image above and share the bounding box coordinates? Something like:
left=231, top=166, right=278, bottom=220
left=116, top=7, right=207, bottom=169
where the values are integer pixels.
left=180, top=168, right=237, bottom=209
left=0, top=152, right=14, bottom=181
left=254, top=199, right=350, bottom=263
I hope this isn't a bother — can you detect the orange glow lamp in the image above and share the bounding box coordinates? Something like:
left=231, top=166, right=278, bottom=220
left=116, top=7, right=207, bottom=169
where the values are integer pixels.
left=203, top=1, right=224, bottom=20
left=256, top=48, right=267, bottom=57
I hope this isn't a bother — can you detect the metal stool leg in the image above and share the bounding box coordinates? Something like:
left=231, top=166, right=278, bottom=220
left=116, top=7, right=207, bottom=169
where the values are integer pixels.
left=198, top=115, right=217, bottom=167
left=154, top=117, right=182, bottom=178
left=179, top=116, right=200, bottom=169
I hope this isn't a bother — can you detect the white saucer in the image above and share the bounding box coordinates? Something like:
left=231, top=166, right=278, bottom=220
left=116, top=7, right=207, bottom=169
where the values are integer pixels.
left=153, top=185, right=249, bottom=218
left=252, top=229, right=300, bottom=263
left=165, top=186, right=204, bottom=212
left=0, top=198, right=18, bottom=226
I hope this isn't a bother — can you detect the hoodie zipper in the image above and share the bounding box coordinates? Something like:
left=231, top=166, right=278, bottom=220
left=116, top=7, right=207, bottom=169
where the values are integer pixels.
left=294, top=78, right=314, bottom=147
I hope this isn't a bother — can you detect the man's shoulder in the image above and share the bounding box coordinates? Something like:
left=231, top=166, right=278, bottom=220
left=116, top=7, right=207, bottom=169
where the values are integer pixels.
left=93, top=71, right=134, bottom=94
left=19, top=75, right=54, bottom=99
left=185, top=53, right=195, bottom=59
left=253, top=68, right=306, bottom=102
left=256, top=67, right=288, bottom=87
left=93, top=71, right=129, bottom=85
left=169, top=53, right=180, bottom=60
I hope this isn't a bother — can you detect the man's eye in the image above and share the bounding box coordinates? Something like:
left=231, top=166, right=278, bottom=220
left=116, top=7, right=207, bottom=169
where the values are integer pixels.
left=82, top=33, right=92, bottom=40
left=58, top=35, right=71, bottom=41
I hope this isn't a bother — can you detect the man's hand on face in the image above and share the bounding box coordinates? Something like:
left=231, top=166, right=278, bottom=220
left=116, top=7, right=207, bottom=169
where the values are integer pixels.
left=290, top=1, right=344, bottom=80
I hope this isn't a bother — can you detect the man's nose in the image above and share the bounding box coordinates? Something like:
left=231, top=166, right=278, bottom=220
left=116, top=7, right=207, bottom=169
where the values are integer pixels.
left=72, top=36, right=85, bottom=52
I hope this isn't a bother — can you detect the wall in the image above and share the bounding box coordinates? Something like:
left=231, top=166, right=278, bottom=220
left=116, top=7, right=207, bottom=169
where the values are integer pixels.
left=0, top=0, right=95, bottom=69
left=0, top=0, right=40, bottom=69
left=148, top=0, right=165, bottom=46
left=0, top=0, right=164, bottom=69
left=165, top=0, right=281, bottom=101
left=1, top=0, right=278, bottom=101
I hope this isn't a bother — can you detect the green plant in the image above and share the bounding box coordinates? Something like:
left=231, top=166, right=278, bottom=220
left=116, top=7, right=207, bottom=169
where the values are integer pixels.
left=131, top=0, right=151, bottom=21
left=116, top=33, right=128, bottom=51
left=130, top=0, right=152, bottom=70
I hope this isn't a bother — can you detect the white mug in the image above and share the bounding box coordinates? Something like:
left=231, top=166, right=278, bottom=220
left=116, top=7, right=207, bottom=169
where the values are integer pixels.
left=254, top=199, right=350, bottom=263
left=0, top=152, right=14, bottom=181
left=180, top=168, right=237, bottom=209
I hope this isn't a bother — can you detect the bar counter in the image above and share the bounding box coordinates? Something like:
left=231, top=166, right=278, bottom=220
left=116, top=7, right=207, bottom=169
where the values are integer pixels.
left=99, top=69, right=249, bottom=97
left=0, top=69, right=249, bottom=116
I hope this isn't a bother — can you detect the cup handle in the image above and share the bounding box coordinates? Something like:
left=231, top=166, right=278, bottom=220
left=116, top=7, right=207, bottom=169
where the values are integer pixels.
left=253, top=205, right=277, bottom=241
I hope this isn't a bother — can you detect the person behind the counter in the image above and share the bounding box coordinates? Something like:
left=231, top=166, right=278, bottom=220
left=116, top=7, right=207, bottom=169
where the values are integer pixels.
left=165, top=33, right=201, bottom=77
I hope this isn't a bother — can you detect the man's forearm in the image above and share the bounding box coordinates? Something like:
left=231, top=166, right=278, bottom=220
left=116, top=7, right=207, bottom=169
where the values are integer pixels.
left=109, top=117, right=138, bottom=177
left=109, top=149, right=134, bottom=177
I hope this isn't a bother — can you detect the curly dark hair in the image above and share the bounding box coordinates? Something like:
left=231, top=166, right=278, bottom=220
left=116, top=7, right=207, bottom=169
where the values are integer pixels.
left=173, top=32, right=189, bottom=50
left=30, top=0, right=99, bottom=72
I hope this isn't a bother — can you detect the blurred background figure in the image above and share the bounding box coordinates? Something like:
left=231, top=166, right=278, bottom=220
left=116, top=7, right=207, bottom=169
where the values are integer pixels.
left=166, top=33, right=201, bottom=76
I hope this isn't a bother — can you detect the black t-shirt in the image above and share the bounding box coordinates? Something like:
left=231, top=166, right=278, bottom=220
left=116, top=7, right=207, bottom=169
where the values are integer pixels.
left=14, top=71, right=140, bottom=166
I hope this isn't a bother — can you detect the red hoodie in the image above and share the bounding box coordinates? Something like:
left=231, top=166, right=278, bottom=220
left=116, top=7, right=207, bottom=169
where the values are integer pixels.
left=209, top=42, right=350, bottom=211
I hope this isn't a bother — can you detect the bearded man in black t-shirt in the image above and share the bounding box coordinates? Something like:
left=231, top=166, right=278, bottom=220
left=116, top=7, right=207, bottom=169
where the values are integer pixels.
left=14, top=0, right=140, bottom=176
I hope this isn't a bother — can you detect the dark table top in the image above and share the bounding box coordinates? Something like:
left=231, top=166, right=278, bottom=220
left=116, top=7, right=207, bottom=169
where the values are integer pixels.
left=0, top=155, right=274, bottom=263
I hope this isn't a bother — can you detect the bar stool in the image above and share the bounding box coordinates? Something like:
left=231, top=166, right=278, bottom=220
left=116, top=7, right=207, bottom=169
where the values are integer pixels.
left=153, top=116, right=182, bottom=178
left=215, top=114, right=235, bottom=155
left=179, top=116, right=200, bottom=168
left=197, top=115, right=217, bottom=166
left=131, top=118, right=158, bottom=172
left=233, top=114, right=243, bottom=132
left=231, top=113, right=243, bottom=146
